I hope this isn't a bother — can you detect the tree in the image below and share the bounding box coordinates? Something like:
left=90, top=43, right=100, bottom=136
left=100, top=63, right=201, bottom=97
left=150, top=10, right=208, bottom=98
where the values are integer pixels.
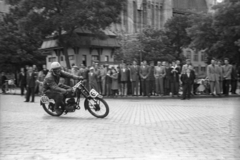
left=164, top=14, right=192, bottom=60
left=187, top=1, right=240, bottom=64
left=0, top=13, right=46, bottom=73
left=138, top=28, right=175, bottom=62
left=10, top=0, right=126, bottom=69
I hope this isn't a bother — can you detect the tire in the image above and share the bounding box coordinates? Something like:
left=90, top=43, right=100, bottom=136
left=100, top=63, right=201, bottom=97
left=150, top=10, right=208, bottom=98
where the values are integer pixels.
left=41, top=102, right=64, bottom=117
left=85, top=97, right=109, bottom=118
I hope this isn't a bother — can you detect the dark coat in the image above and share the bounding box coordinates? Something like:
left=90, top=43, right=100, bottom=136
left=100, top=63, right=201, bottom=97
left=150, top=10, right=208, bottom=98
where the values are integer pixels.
left=26, top=72, right=37, bottom=88
left=130, top=65, right=139, bottom=81
left=139, top=65, right=150, bottom=80
left=170, top=66, right=180, bottom=82
left=181, top=73, right=194, bottom=85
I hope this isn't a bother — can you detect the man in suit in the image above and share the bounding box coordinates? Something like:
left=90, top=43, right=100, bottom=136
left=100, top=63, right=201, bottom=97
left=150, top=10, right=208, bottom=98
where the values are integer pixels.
left=139, top=60, right=150, bottom=96
left=154, top=61, right=166, bottom=96
left=19, top=68, right=27, bottom=96
left=222, top=58, right=232, bottom=96
left=148, top=61, right=155, bottom=96
left=130, top=60, right=139, bottom=96
left=120, top=63, right=128, bottom=96
left=170, top=61, right=180, bottom=97
left=216, top=60, right=223, bottom=94
left=25, top=67, right=37, bottom=102
left=207, top=59, right=220, bottom=96
left=181, top=68, right=194, bottom=100
left=181, top=59, right=192, bottom=74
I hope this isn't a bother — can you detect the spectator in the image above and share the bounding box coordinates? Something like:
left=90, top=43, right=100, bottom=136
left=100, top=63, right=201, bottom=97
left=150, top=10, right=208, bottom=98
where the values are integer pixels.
left=71, top=65, right=79, bottom=86
left=100, top=64, right=107, bottom=96
left=181, top=68, right=194, bottom=100
left=127, top=63, right=132, bottom=96
left=42, top=64, right=49, bottom=76
left=130, top=60, right=140, bottom=96
left=110, top=67, right=119, bottom=97
left=25, top=67, right=37, bottom=102
left=181, top=59, right=192, bottom=74
left=222, top=58, right=232, bottom=96
left=88, top=67, right=99, bottom=92
left=77, top=64, right=89, bottom=89
left=120, top=63, right=128, bottom=96
left=164, top=62, right=171, bottom=96
left=139, top=60, right=150, bottom=97
left=93, top=62, right=101, bottom=94
left=148, top=61, right=156, bottom=96
left=231, top=63, right=238, bottom=94
left=139, top=61, right=144, bottom=96
left=216, top=60, right=224, bottom=94
left=154, top=61, right=165, bottom=96
left=18, top=68, right=27, bottom=96
left=170, top=61, right=180, bottom=97
left=1, top=72, right=7, bottom=93
left=106, top=68, right=112, bottom=96
left=37, top=70, right=45, bottom=95
left=32, top=64, right=39, bottom=94
left=207, top=59, right=220, bottom=96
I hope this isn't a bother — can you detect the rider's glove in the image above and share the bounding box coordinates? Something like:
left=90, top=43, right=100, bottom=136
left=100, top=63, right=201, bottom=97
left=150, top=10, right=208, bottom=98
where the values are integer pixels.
left=64, top=88, right=73, bottom=95
left=77, top=76, right=83, bottom=80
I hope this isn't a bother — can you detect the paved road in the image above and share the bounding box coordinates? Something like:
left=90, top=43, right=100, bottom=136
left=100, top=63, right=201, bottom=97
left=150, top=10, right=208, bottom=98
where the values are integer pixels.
left=0, top=94, right=240, bottom=160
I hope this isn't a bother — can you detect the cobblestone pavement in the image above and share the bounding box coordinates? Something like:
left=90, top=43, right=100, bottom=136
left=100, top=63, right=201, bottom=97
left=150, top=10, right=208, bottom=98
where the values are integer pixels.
left=0, top=94, right=240, bottom=160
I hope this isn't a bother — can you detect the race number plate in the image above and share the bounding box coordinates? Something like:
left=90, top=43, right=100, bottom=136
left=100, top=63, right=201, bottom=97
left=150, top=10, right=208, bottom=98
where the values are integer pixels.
left=89, top=89, right=99, bottom=98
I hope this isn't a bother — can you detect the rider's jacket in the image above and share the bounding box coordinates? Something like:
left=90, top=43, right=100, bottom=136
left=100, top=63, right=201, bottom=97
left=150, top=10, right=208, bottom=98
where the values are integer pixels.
left=43, top=70, right=79, bottom=93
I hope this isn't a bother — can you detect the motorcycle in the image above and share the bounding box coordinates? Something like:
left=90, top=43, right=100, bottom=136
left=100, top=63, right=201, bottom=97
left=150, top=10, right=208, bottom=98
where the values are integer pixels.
left=40, top=80, right=109, bottom=118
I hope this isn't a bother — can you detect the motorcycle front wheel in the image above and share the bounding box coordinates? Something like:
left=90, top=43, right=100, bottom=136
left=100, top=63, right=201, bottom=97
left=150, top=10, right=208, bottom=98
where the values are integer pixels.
left=84, top=97, right=109, bottom=118
left=41, top=102, right=64, bottom=117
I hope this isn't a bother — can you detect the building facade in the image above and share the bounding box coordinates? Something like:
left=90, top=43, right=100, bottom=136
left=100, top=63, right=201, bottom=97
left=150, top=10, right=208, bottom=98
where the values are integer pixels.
left=41, top=0, right=174, bottom=69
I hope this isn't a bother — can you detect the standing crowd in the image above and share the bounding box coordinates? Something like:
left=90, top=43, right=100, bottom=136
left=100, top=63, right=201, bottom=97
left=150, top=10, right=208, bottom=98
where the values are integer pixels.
left=0, top=58, right=239, bottom=100
left=65, top=58, right=239, bottom=100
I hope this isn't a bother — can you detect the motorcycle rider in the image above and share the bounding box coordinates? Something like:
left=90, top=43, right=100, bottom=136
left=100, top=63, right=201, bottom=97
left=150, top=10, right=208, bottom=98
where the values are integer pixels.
left=42, top=62, right=83, bottom=113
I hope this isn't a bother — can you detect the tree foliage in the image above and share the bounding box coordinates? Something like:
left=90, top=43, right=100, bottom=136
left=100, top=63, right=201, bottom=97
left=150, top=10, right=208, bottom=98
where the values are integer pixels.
left=0, top=0, right=126, bottom=72
left=187, top=1, right=240, bottom=64
left=12, top=0, right=126, bottom=68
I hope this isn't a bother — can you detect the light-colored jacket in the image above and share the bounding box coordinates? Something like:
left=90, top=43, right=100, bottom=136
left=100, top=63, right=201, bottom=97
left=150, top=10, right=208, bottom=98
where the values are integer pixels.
left=181, top=64, right=192, bottom=74
left=207, top=64, right=219, bottom=81
left=154, top=66, right=166, bottom=78
left=216, top=65, right=223, bottom=81
left=222, top=64, right=232, bottom=80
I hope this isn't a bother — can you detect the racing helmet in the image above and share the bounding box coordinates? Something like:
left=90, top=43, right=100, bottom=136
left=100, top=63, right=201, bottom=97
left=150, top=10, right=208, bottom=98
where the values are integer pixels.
left=50, top=62, right=62, bottom=76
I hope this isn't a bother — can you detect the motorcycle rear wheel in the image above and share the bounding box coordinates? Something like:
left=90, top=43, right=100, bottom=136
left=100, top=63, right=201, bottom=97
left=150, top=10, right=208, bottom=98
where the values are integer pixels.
left=85, top=97, right=109, bottom=118
left=41, top=102, right=64, bottom=117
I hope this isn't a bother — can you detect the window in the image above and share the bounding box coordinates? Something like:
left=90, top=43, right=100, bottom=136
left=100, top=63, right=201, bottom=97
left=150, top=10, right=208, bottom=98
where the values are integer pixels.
left=152, top=4, right=154, bottom=26
left=194, top=67, right=199, bottom=74
left=143, top=2, right=147, bottom=26
left=82, top=55, right=87, bottom=66
left=138, top=10, right=142, bottom=31
left=48, top=57, right=56, bottom=62
left=123, top=3, right=128, bottom=32
left=186, top=50, right=191, bottom=59
left=133, top=1, right=137, bottom=33
left=201, top=67, right=206, bottom=73
left=156, top=5, right=159, bottom=29
left=194, top=52, right=198, bottom=61
left=105, top=56, right=109, bottom=62
left=68, top=55, right=74, bottom=60
left=92, top=55, right=99, bottom=62
left=61, top=56, right=64, bottom=61
left=201, top=52, right=205, bottom=61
